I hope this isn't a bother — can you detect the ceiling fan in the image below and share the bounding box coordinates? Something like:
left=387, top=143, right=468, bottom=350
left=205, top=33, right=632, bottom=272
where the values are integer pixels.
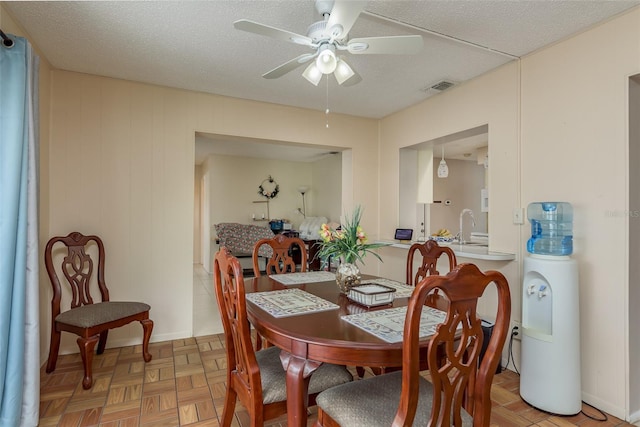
left=234, top=0, right=423, bottom=86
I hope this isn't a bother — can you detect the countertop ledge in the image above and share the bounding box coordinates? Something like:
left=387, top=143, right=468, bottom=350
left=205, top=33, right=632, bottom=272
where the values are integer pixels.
left=377, top=241, right=516, bottom=262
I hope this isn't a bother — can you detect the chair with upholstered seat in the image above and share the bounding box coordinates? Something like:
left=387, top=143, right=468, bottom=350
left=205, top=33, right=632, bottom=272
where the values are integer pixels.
left=214, top=247, right=353, bottom=427
left=314, top=263, right=511, bottom=427
left=252, top=233, right=308, bottom=277
left=44, top=232, right=153, bottom=389
left=251, top=233, right=309, bottom=349
left=406, top=239, right=457, bottom=286
left=355, top=239, right=458, bottom=378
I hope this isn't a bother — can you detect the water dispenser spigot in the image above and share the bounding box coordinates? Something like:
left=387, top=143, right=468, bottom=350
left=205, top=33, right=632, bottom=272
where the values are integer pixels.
left=527, top=284, right=536, bottom=296
left=538, top=284, right=548, bottom=299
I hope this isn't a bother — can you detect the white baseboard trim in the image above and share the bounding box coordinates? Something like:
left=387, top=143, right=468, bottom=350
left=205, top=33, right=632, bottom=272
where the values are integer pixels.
left=104, top=330, right=194, bottom=349
left=491, top=366, right=629, bottom=423
left=148, top=331, right=194, bottom=344
left=40, top=330, right=194, bottom=367
left=580, top=391, right=626, bottom=422
left=501, top=356, right=516, bottom=374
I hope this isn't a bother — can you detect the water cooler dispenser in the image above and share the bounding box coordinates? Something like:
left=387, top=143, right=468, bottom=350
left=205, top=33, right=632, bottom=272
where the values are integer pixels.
left=520, top=202, right=581, bottom=415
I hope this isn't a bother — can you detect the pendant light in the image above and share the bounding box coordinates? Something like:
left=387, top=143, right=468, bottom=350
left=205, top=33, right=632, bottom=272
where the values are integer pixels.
left=437, top=145, right=449, bottom=178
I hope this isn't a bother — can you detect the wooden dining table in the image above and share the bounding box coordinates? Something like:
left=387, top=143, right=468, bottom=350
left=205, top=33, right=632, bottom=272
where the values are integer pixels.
left=244, top=272, right=448, bottom=427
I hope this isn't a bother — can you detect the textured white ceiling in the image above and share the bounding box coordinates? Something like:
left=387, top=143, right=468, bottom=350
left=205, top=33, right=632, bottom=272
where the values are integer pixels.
left=4, top=0, right=638, bottom=161
left=6, top=0, right=639, bottom=119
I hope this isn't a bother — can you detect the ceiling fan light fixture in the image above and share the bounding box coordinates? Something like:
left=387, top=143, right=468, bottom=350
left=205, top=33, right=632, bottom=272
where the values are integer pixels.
left=334, top=58, right=355, bottom=85
left=235, top=1, right=425, bottom=90
left=316, top=44, right=337, bottom=74
left=302, top=62, right=322, bottom=86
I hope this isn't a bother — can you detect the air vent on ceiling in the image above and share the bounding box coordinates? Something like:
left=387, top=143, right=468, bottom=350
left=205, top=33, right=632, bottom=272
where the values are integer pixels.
left=421, top=80, right=457, bottom=95
left=432, top=80, right=455, bottom=91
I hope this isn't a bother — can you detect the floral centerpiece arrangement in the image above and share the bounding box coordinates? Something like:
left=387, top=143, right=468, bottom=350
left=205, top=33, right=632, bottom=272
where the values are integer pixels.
left=317, top=205, right=388, bottom=293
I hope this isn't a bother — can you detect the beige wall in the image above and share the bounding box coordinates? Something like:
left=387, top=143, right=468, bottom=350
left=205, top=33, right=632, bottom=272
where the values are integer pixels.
left=379, top=62, right=521, bottom=254
left=378, top=63, right=522, bottom=316
left=377, top=60, right=523, bottom=403
left=193, top=165, right=202, bottom=264
left=377, top=7, right=640, bottom=419
left=5, top=0, right=640, bottom=419
left=519, top=9, right=640, bottom=418
left=430, top=158, right=487, bottom=237
left=206, top=155, right=313, bottom=227
left=311, top=153, right=343, bottom=221
left=199, top=152, right=341, bottom=272
left=46, top=70, right=378, bottom=354
left=203, top=152, right=342, bottom=229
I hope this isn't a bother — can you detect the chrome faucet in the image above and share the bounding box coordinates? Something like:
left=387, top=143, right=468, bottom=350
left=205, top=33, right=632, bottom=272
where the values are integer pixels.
left=459, top=209, right=476, bottom=244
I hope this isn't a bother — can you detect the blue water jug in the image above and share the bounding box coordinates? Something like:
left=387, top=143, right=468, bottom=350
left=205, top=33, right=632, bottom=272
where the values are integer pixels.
left=527, top=202, right=573, bottom=256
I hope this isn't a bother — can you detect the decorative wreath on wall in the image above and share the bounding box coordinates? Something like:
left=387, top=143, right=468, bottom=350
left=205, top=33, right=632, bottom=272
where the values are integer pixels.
left=258, top=175, right=279, bottom=200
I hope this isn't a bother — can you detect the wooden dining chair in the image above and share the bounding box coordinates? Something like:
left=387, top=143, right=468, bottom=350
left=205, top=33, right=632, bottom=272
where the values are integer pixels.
left=406, top=239, right=457, bottom=286
left=44, top=232, right=153, bottom=389
left=314, top=263, right=511, bottom=427
left=252, top=233, right=308, bottom=277
left=355, top=239, right=459, bottom=378
left=214, top=247, right=353, bottom=427
left=251, top=233, right=308, bottom=349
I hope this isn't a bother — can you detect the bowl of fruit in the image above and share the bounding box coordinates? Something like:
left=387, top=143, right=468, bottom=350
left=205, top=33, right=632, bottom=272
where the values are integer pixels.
left=429, top=229, right=455, bottom=244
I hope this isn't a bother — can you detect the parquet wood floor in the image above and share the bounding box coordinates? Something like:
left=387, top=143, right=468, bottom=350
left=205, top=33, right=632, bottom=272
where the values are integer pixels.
left=39, top=334, right=634, bottom=426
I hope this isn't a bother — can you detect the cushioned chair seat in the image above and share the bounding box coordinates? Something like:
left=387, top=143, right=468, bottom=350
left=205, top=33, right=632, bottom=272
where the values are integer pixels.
left=317, top=264, right=511, bottom=427
left=213, top=247, right=354, bottom=426
left=257, top=346, right=353, bottom=405
left=316, top=371, right=472, bottom=426
left=56, top=301, right=151, bottom=328
left=45, top=232, right=153, bottom=390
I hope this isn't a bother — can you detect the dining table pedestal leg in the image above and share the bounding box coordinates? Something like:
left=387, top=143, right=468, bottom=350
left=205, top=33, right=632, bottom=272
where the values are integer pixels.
left=280, top=349, right=321, bottom=427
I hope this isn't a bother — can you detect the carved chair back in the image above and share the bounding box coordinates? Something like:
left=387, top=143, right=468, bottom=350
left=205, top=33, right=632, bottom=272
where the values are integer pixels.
left=406, top=239, right=457, bottom=286
left=214, top=247, right=265, bottom=406
left=44, top=232, right=153, bottom=390
left=252, top=234, right=307, bottom=277
left=397, top=263, right=511, bottom=426
left=45, top=232, right=110, bottom=316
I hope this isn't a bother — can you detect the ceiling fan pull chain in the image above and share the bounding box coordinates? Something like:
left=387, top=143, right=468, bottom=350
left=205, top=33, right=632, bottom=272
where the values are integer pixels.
left=325, top=74, right=330, bottom=128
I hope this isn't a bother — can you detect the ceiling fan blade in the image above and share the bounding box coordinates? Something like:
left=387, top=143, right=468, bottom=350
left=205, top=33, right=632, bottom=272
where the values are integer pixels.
left=234, top=19, right=314, bottom=47
left=347, top=35, right=423, bottom=55
left=323, top=0, right=367, bottom=40
left=262, top=53, right=317, bottom=79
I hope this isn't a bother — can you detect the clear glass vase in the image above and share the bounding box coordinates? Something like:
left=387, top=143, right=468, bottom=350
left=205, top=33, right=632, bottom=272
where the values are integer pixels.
left=335, top=262, right=361, bottom=294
